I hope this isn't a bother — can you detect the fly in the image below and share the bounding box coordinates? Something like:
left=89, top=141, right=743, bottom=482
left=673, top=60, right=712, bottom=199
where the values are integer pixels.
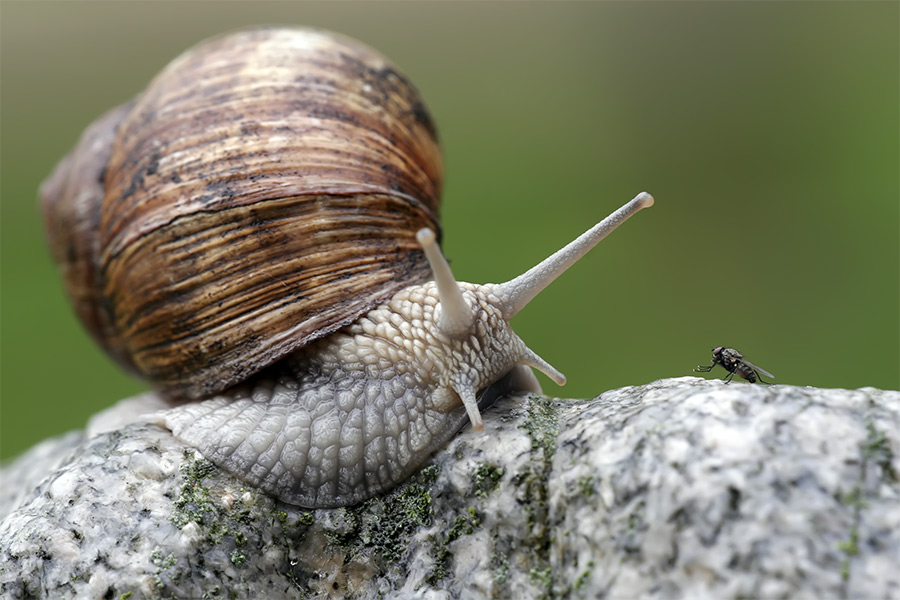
left=694, top=346, right=774, bottom=384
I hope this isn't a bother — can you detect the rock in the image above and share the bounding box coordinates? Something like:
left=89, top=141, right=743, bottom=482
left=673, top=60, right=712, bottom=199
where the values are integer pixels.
left=0, top=430, right=84, bottom=521
left=1, top=378, right=897, bottom=599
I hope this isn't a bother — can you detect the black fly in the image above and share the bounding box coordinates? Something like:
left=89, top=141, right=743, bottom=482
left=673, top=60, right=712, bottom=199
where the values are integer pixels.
left=694, top=346, right=774, bottom=384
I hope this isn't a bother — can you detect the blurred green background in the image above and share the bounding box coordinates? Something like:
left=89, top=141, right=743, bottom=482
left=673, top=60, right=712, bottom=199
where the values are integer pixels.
left=2, top=1, right=898, bottom=461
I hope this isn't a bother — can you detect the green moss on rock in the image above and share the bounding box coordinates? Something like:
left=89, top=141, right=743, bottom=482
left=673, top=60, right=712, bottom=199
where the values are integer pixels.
left=427, top=506, right=482, bottom=585
left=473, top=462, right=505, bottom=497
left=840, top=420, right=894, bottom=585
left=577, top=475, right=595, bottom=497
left=519, top=395, right=559, bottom=461
left=514, top=395, right=560, bottom=596
left=230, top=550, right=246, bottom=567
left=170, top=452, right=220, bottom=534
left=323, top=464, right=439, bottom=565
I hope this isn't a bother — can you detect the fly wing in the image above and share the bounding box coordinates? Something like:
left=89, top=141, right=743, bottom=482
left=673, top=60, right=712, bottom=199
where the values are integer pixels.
left=743, top=360, right=774, bottom=379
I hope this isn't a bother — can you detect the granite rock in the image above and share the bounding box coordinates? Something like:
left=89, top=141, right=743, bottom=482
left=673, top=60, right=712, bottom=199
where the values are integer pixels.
left=1, top=377, right=897, bottom=599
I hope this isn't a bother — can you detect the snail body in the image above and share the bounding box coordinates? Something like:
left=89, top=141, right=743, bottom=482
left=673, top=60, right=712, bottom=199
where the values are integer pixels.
left=41, top=27, right=653, bottom=508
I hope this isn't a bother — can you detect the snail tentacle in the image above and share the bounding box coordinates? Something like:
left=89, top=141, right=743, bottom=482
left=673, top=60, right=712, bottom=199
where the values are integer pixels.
left=496, top=191, right=655, bottom=319
left=416, top=227, right=475, bottom=338
left=519, top=344, right=567, bottom=386
left=451, top=377, right=483, bottom=433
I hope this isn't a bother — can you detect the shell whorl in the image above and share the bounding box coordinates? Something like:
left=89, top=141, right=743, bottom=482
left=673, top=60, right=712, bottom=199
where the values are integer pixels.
left=40, top=27, right=443, bottom=400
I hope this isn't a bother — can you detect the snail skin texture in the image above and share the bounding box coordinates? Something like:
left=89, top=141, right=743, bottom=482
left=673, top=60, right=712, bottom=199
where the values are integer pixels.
left=41, top=27, right=654, bottom=508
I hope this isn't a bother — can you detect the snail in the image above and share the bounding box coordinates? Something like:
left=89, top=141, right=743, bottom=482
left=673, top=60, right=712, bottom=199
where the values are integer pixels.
left=40, top=27, right=654, bottom=508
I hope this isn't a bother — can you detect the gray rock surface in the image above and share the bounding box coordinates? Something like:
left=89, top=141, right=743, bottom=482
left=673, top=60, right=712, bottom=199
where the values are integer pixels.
left=1, top=377, right=898, bottom=599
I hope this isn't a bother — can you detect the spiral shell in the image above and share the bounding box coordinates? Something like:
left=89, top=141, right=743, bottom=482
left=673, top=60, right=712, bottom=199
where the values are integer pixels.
left=41, top=27, right=443, bottom=400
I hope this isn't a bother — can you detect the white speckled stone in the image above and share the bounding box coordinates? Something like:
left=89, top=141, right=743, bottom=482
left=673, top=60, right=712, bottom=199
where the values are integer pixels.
left=1, top=378, right=897, bottom=599
left=0, top=430, right=84, bottom=520
left=549, top=378, right=900, bottom=599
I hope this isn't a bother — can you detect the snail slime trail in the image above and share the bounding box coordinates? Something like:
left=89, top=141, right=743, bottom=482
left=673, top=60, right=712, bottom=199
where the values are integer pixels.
left=40, top=27, right=654, bottom=508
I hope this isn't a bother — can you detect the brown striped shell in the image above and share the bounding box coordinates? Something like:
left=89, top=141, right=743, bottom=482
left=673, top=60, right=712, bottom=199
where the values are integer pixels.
left=40, top=27, right=443, bottom=401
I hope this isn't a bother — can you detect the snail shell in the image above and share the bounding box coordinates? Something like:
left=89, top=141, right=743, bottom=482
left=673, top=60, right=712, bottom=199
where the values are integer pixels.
left=41, top=27, right=654, bottom=507
left=41, top=27, right=441, bottom=401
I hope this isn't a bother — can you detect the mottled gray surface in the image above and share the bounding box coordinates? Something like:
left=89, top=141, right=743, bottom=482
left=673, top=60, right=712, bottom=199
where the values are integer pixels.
left=0, top=430, right=84, bottom=520
left=1, top=378, right=897, bottom=599
left=551, top=379, right=899, bottom=599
